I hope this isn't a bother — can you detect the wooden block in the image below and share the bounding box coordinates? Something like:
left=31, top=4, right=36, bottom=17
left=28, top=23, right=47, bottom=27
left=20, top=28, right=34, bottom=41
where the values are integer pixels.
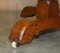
left=20, top=6, right=36, bottom=18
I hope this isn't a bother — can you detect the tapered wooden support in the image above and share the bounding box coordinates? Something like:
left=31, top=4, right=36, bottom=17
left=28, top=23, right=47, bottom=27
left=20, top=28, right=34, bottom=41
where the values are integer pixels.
left=9, top=0, right=60, bottom=48
left=9, top=17, right=60, bottom=45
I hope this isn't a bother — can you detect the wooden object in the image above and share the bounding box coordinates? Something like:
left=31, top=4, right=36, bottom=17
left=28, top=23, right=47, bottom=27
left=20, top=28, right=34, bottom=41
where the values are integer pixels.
left=20, top=6, right=36, bottom=18
left=36, top=0, right=59, bottom=18
left=9, top=0, right=60, bottom=48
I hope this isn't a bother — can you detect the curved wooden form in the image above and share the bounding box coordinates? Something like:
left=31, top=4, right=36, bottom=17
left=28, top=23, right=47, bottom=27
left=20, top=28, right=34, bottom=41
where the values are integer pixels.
left=9, top=18, right=36, bottom=43
left=20, top=6, right=36, bottom=18
left=9, top=17, right=60, bottom=45
left=9, top=0, right=60, bottom=48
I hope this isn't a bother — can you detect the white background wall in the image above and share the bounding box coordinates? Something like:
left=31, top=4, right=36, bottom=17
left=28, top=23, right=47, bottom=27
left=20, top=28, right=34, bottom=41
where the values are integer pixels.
left=0, top=0, right=37, bottom=10
left=0, top=0, right=60, bottom=10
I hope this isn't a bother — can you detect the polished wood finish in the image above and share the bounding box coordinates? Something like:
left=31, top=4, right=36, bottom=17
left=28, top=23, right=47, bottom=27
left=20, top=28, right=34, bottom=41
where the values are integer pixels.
left=9, top=0, right=60, bottom=45
left=36, top=0, right=59, bottom=18
left=20, top=6, right=36, bottom=18
left=49, top=1, right=59, bottom=17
